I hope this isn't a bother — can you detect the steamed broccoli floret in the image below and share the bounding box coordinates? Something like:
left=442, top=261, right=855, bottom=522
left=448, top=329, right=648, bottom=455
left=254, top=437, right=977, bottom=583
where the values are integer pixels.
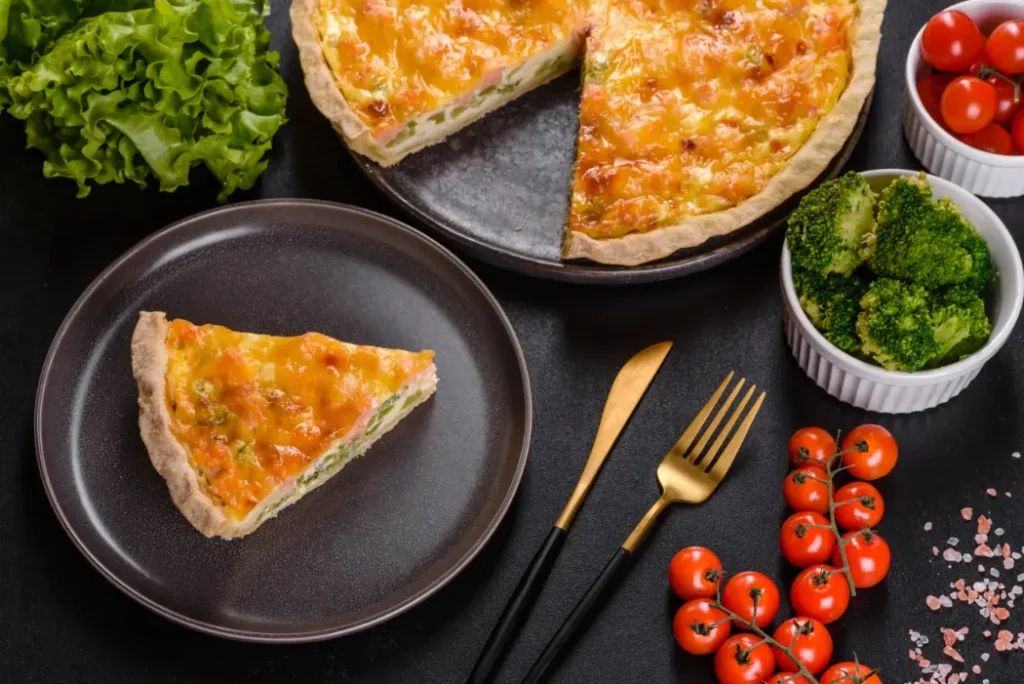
left=794, top=268, right=867, bottom=353
left=863, top=174, right=992, bottom=290
left=929, top=284, right=992, bottom=366
left=856, top=278, right=938, bottom=372
left=787, top=171, right=877, bottom=277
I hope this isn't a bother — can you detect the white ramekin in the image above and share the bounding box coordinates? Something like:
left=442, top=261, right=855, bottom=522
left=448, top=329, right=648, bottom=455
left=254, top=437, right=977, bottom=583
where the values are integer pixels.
left=781, top=169, right=1024, bottom=414
left=903, top=1, right=1024, bottom=197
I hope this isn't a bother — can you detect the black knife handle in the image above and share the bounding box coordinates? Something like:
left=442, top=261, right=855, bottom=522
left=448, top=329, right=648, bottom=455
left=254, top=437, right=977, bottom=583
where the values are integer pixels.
left=520, top=547, right=633, bottom=684
left=465, top=526, right=568, bottom=684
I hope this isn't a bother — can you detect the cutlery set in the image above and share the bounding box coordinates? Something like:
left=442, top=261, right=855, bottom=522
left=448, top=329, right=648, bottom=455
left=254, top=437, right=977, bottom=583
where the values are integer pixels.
left=467, top=346, right=767, bottom=684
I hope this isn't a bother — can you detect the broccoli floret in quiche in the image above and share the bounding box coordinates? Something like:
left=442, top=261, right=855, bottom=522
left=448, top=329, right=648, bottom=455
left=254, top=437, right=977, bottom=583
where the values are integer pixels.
left=793, top=268, right=868, bottom=354
left=863, top=174, right=994, bottom=293
left=786, top=171, right=877, bottom=277
left=856, top=278, right=939, bottom=372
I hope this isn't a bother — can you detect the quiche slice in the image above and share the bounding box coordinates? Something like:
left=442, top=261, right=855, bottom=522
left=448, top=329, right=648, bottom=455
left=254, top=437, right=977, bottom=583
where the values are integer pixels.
left=291, top=0, right=588, bottom=165
left=564, top=0, right=886, bottom=265
left=130, top=312, right=437, bottom=539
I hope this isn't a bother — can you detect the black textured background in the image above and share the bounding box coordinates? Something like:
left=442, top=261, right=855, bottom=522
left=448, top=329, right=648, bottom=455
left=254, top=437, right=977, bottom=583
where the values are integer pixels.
left=4, top=0, right=1024, bottom=682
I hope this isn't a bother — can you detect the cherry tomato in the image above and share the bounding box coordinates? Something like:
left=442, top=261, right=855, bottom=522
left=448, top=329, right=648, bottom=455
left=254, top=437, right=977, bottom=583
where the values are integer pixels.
left=941, top=76, right=998, bottom=134
left=788, top=427, right=836, bottom=468
left=969, top=55, right=993, bottom=76
left=1013, top=109, right=1024, bottom=153
left=790, top=565, right=850, bottom=625
left=840, top=425, right=898, bottom=480
left=722, top=571, right=781, bottom=629
left=772, top=617, right=833, bottom=675
left=783, top=466, right=830, bottom=514
left=834, top=529, right=891, bottom=589
left=714, top=633, right=776, bottom=684
left=780, top=511, right=836, bottom=568
left=767, top=675, right=811, bottom=684
left=921, top=10, right=985, bottom=72
left=822, top=662, right=881, bottom=684
left=833, top=482, right=885, bottom=530
left=959, top=122, right=1015, bottom=155
left=673, top=598, right=731, bottom=655
left=917, top=74, right=955, bottom=129
left=987, top=20, right=1024, bottom=75
left=669, top=546, right=722, bottom=600
left=988, top=76, right=1021, bottom=125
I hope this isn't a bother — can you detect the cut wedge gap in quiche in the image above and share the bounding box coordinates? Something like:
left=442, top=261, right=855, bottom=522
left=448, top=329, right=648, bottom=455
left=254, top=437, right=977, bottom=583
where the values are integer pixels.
left=131, top=312, right=438, bottom=539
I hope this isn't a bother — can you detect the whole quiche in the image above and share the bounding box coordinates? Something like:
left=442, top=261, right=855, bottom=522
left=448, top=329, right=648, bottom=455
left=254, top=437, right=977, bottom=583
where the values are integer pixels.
left=292, top=0, right=885, bottom=266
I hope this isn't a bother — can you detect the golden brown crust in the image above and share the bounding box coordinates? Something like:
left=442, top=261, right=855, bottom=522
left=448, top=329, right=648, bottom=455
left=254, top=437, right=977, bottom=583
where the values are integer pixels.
left=562, top=0, right=888, bottom=266
left=131, top=311, right=229, bottom=538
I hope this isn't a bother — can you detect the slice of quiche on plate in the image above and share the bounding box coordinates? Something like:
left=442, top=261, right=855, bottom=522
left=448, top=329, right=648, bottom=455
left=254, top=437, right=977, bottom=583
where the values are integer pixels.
left=130, top=311, right=437, bottom=539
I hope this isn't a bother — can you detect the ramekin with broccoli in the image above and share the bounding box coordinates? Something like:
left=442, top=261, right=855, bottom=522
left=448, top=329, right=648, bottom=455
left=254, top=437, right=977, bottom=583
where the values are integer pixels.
left=786, top=171, right=995, bottom=372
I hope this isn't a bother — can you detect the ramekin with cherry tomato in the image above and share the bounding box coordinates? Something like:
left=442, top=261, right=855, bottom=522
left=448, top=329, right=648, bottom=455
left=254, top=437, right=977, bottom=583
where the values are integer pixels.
left=918, top=8, right=1024, bottom=154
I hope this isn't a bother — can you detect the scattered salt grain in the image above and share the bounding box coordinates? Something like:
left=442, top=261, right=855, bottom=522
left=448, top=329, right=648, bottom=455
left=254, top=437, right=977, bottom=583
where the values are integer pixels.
left=1013, top=451, right=1021, bottom=459
left=962, top=507, right=974, bottom=521
left=988, top=488, right=999, bottom=496
left=996, top=528, right=1006, bottom=537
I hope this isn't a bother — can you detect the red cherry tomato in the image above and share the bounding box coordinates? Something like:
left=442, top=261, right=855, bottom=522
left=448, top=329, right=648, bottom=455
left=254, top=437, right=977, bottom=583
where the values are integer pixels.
left=834, top=530, right=892, bottom=589
left=988, top=77, right=1021, bottom=125
left=833, top=482, right=885, bottom=531
left=780, top=511, right=836, bottom=568
left=767, top=676, right=811, bottom=684
left=668, top=546, right=722, bottom=600
left=917, top=74, right=955, bottom=129
left=788, top=427, right=836, bottom=468
left=722, top=571, right=781, bottom=629
left=714, top=633, right=776, bottom=684
left=1013, top=109, right=1024, bottom=153
left=822, top=662, right=881, bottom=684
left=783, top=466, right=830, bottom=515
left=922, top=10, right=985, bottom=72
left=790, top=565, right=850, bottom=625
left=959, top=122, right=1015, bottom=155
left=987, top=20, right=1024, bottom=75
left=840, top=425, right=898, bottom=480
left=969, top=55, right=993, bottom=76
left=772, top=617, right=833, bottom=675
left=672, top=598, right=731, bottom=655
left=941, top=76, right=998, bottom=134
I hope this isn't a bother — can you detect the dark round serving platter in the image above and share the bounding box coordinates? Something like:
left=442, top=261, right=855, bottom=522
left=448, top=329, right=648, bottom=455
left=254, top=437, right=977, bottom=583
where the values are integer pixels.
left=355, top=74, right=873, bottom=283
left=34, top=201, right=532, bottom=642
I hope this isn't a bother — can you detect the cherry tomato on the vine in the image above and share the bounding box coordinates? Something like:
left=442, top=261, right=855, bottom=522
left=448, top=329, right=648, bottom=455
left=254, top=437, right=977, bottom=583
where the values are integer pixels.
left=788, top=427, right=836, bottom=468
left=959, top=122, right=1015, bottom=155
left=783, top=465, right=830, bottom=514
left=822, top=662, right=881, bottom=684
left=987, top=20, right=1024, bottom=75
left=969, top=55, right=993, bottom=76
left=1012, top=108, right=1024, bottom=153
left=672, top=598, right=731, bottom=655
left=772, top=617, right=833, bottom=675
left=721, top=571, right=780, bottom=629
left=834, top=529, right=891, bottom=589
left=790, top=564, right=850, bottom=625
left=780, top=511, right=836, bottom=568
left=766, top=675, right=811, bottom=684
left=714, top=633, right=776, bottom=684
left=668, top=546, right=722, bottom=601
left=840, top=424, right=898, bottom=480
left=921, top=10, right=985, bottom=72
left=987, top=76, right=1021, bottom=125
left=833, top=481, right=885, bottom=531
left=941, top=76, right=998, bottom=134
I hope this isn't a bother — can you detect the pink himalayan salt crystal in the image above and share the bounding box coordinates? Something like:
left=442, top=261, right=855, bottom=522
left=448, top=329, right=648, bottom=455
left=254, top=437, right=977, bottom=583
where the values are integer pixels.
left=927, top=595, right=943, bottom=610
left=987, top=488, right=998, bottom=496
left=962, top=507, right=974, bottom=521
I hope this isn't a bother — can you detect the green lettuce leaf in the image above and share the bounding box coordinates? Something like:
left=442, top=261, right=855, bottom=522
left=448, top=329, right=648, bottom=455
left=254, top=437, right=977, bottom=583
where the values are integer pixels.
left=2, top=0, right=287, bottom=199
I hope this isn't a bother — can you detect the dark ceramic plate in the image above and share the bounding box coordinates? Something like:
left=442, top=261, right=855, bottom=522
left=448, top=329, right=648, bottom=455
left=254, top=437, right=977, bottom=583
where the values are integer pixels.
left=356, top=75, right=873, bottom=283
left=34, top=200, right=532, bottom=642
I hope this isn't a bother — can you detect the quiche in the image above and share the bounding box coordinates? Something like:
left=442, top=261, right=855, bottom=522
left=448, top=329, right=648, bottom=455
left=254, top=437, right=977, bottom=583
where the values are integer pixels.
left=130, top=312, right=437, bottom=539
left=292, top=0, right=885, bottom=266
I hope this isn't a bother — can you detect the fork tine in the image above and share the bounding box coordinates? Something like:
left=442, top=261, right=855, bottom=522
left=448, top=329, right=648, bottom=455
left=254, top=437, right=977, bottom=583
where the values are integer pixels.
left=707, top=390, right=766, bottom=480
left=702, top=384, right=755, bottom=470
left=690, top=377, right=744, bottom=464
left=664, top=371, right=735, bottom=462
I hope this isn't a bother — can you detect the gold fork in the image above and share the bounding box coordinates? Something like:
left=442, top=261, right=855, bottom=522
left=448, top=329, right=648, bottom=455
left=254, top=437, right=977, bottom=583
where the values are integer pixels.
left=520, top=372, right=766, bottom=684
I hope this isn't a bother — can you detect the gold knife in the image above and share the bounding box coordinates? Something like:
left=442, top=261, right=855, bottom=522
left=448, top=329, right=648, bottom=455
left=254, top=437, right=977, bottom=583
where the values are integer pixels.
left=466, top=341, right=672, bottom=684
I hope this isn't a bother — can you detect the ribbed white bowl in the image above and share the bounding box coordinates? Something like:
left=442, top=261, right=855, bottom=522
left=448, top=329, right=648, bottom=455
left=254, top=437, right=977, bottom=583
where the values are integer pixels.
left=781, top=170, right=1024, bottom=414
left=903, top=1, right=1024, bottom=198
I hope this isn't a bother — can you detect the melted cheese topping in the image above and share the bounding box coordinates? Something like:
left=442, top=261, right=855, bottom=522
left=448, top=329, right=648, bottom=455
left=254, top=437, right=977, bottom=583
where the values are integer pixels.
left=163, top=319, right=434, bottom=519
left=316, top=0, right=586, bottom=137
left=570, top=0, right=856, bottom=240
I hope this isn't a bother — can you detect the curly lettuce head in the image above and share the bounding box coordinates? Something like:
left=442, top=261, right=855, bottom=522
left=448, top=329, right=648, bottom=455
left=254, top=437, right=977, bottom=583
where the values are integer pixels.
left=2, top=0, right=287, bottom=200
